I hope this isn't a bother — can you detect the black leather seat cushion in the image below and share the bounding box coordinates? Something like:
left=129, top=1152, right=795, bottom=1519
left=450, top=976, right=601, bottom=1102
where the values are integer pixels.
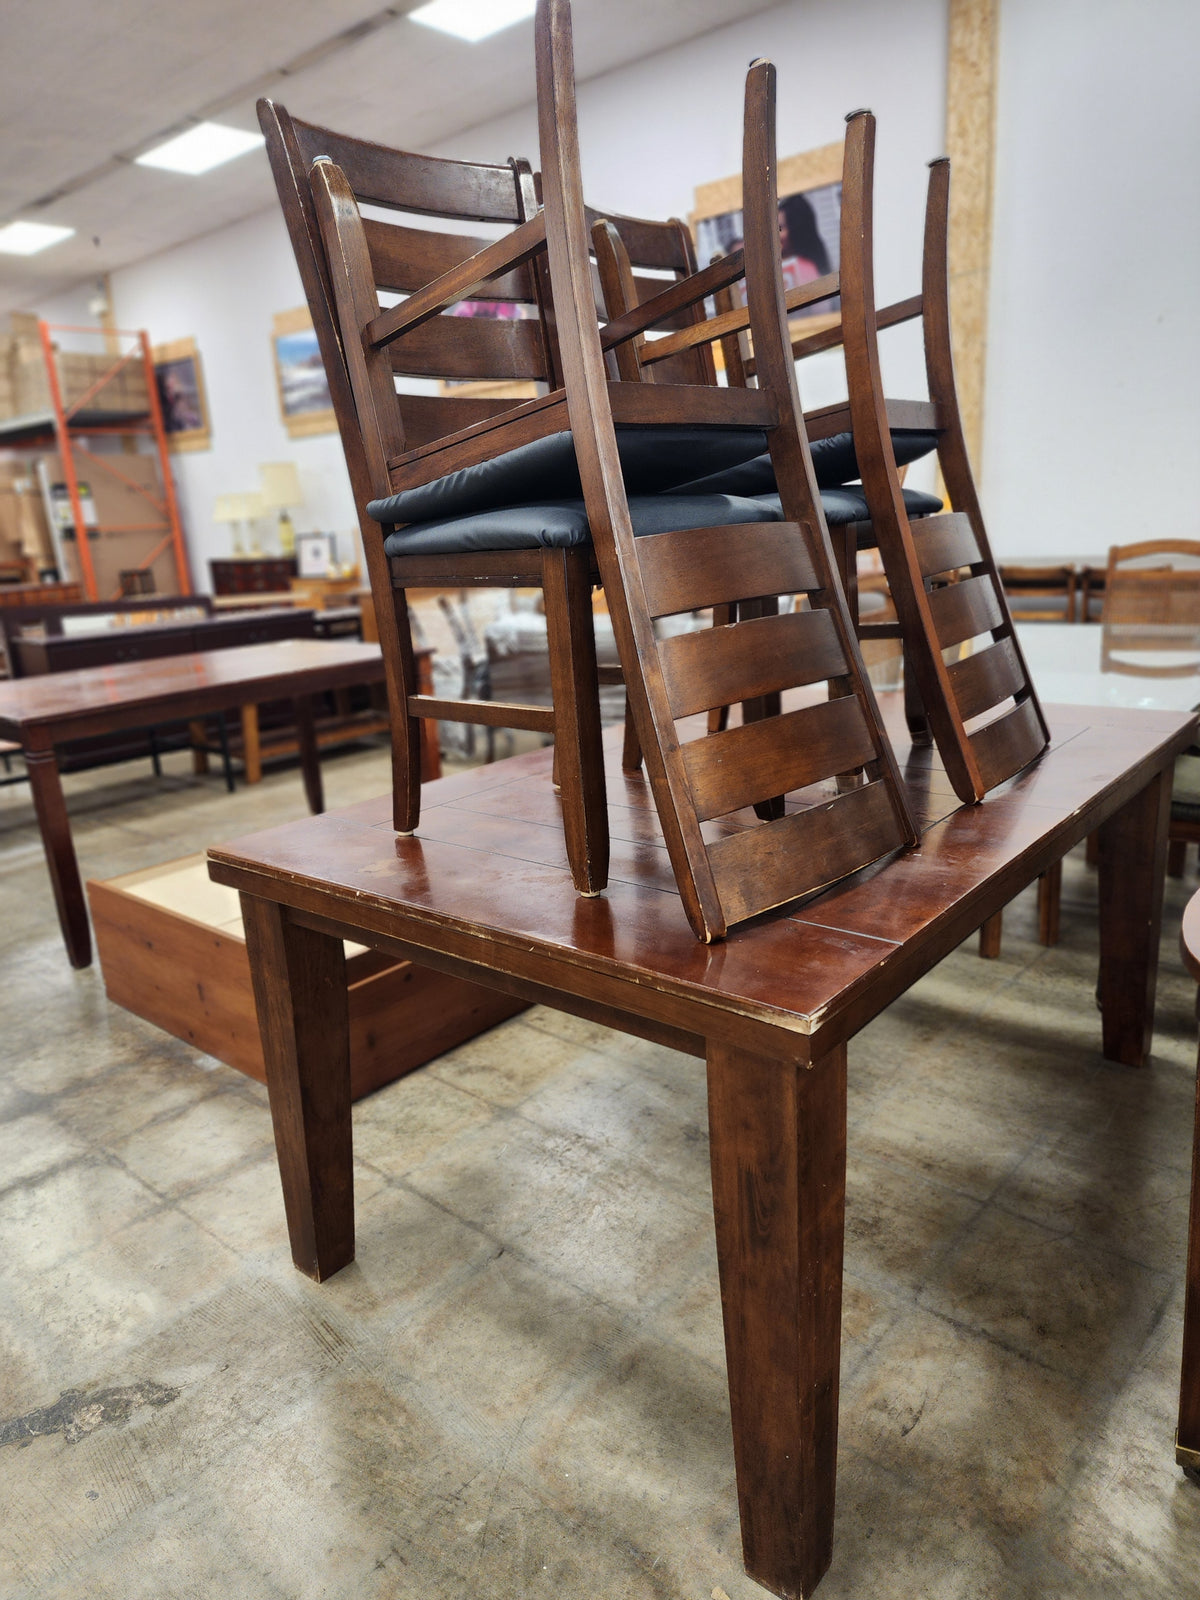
left=745, top=485, right=942, bottom=551
left=817, top=484, right=943, bottom=525
left=382, top=492, right=781, bottom=558
left=368, top=426, right=768, bottom=528
left=672, top=429, right=940, bottom=497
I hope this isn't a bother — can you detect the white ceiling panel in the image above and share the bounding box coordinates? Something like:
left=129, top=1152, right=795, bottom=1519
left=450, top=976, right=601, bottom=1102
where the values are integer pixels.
left=0, top=0, right=777, bottom=312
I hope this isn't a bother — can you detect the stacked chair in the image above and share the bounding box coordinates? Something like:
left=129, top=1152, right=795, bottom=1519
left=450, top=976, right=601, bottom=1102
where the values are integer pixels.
left=595, top=107, right=1049, bottom=805
left=263, top=0, right=1048, bottom=942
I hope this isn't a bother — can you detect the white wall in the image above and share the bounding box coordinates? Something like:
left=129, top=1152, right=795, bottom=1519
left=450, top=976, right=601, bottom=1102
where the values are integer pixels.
left=109, top=208, right=359, bottom=588
left=31, top=0, right=1196, bottom=580
left=985, top=0, right=1200, bottom=557
left=30, top=0, right=947, bottom=589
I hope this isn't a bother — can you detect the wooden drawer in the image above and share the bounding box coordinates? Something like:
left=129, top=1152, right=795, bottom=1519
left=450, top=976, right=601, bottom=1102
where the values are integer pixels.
left=87, top=854, right=525, bottom=1099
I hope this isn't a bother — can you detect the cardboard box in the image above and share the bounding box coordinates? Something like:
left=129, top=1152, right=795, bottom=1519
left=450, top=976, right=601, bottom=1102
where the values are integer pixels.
left=0, top=463, right=53, bottom=563
left=88, top=855, right=526, bottom=1097
left=3, top=337, right=148, bottom=417
left=41, top=449, right=174, bottom=595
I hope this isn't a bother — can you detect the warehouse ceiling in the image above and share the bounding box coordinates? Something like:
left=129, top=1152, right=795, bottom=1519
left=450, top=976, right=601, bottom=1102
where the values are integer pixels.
left=0, top=0, right=778, bottom=312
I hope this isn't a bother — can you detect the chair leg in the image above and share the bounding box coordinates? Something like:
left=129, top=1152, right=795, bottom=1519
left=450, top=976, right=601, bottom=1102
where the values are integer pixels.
left=903, top=643, right=932, bottom=745
left=1169, top=838, right=1188, bottom=879
left=542, top=546, right=609, bottom=895
left=389, top=585, right=424, bottom=834
left=707, top=603, right=735, bottom=735
left=621, top=698, right=643, bottom=771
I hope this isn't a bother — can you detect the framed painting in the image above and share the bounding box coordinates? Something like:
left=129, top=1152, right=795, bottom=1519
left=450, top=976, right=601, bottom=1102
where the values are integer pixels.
left=271, top=307, right=336, bottom=439
left=690, top=140, right=844, bottom=337
left=151, top=337, right=211, bottom=453
left=296, top=530, right=337, bottom=578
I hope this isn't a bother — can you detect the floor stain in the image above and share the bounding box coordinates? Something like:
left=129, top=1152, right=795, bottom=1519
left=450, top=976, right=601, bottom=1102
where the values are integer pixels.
left=0, top=1381, right=180, bottom=1448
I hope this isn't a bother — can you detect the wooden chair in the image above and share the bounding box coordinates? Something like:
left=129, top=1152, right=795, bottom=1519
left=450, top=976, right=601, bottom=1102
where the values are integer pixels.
left=283, top=0, right=919, bottom=941
left=1102, top=541, right=1200, bottom=875
left=621, top=110, right=1048, bottom=805
left=986, top=540, right=1200, bottom=954
left=263, top=97, right=797, bottom=900
left=261, top=100, right=614, bottom=895
left=525, top=0, right=917, bottom=939
left=999, top=563, right=1079, bottom=623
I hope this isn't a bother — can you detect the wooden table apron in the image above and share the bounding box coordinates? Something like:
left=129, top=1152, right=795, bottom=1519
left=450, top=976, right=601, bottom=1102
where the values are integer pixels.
left=207, top=704, right=1193, bottom=1600
left=0, top=641, right=385, bottom=971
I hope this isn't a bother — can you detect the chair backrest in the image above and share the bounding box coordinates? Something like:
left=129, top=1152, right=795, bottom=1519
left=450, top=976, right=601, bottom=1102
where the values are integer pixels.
left=583, top=203, right=717, bottom=388
left=259, top=102, right=557, bottom=487
left=834, top=111, right=1051, bottom=802
left=1100, top=541, right=1200, bottom=674
left=534, top=0, right=917, bottom=939
left=1104, top=540, right=1200, bottom=626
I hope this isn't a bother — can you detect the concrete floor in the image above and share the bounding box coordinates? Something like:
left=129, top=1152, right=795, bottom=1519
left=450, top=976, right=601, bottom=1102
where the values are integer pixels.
left=1, top=740, right=1199, bottom=1598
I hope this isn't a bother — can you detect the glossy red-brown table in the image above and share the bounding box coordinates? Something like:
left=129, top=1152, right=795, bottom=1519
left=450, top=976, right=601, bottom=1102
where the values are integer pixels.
left=208, top=702, right=1193, bottom=1599
left=1176, top=894, right=1200, bottom=1488
left=0, top=639, right=385, bottom=969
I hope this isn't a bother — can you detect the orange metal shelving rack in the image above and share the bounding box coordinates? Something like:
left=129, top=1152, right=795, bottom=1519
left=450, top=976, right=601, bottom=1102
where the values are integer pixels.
left=27, top=321, right=193, bottom=601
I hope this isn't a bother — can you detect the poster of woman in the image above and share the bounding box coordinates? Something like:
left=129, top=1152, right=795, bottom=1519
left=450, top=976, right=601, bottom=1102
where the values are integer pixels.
left=691, top=140, right=843, bottom=324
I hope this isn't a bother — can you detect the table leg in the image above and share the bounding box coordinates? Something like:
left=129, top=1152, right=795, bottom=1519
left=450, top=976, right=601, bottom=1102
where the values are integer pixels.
left=24, top=737, right=91, bottom=969
left=240, top=894, right=352, bottom=1281
left=241, top=704, right=262, bottom=784
left=1097, top=766, right=1170, bottom=1067
left=188, top=719, right=209, bottom=775
left=1180, top=1037, right=1200, bottom=1481
left=707, top=1039, right=847, bottom=1599
left=294, top=695, right=324, bottom=814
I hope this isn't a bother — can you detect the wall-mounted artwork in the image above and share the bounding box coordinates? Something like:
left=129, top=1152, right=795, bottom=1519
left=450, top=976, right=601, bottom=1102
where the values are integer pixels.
left=151, top=337, right=211, bottom=453
left=690, top=141, right=844, bottom=332
left=271, top=307, right=336, bottom=439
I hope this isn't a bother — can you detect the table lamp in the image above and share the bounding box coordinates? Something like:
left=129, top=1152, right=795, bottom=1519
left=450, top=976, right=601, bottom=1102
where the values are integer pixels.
left=213, top=491, right=265, bottom=556
left=259, top=462, right=303, bottom=556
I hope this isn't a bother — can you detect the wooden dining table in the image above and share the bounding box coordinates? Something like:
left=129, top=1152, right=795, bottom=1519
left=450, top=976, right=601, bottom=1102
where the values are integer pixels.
left=209, top=694, right=1195, bottom=1599
left=0, top=638, right=385, bottom=969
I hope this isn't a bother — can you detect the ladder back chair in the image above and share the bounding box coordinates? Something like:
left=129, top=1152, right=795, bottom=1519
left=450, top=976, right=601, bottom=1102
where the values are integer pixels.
left=262, top=103, right=776, bottom=897
left=533, top=0, right=918, bottom=940
left=261, top=100, right=615, bottom=893
left=834, top=109, right=1050, bottom=802
left=620, top=107, right=1049, bottom=804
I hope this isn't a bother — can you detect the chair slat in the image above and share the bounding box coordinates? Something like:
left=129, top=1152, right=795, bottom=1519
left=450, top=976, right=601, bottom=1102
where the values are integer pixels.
left=709, top=779, right=902, bottom=925
left=388, top=392, right=569, bottom=486
left=630, top=275, right=700, bottom=329
left=607, top=380, right=777, bottom=429
left=968, top=696, right=1046, bottom=791
left=584, top=206, right=692, bottom=271
left=911, top=512, right=980, bottom=578
left=927, top=572, right=1003, bottom=650
left=638, top=523, right=819, bottom=618
left=683, top=696, right=876, bottom=822
left=386, top=314, right=548, bottom=380
left=397, top=392, right=529, bottom=449
left=363, top=218, right=536, bottom=300
left=290, top=121, right=521, bottom=221
left=946, top=636, right=1026, bottom=722
left=803, top=397, right=939, bottom=442
left=660, top=608, right=846, bottom=720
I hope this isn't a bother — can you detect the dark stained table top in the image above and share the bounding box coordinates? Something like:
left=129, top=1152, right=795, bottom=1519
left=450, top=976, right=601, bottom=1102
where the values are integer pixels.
left=0, top=639, right=385, bottom=737
left=209, top=701, right=1197, bottom=1064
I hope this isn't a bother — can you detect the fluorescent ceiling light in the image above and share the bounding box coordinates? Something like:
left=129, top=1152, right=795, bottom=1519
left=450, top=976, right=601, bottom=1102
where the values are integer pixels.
left=409, top=0, right=536, bottom=43
left=135, top=122, right=264, bottom=176
left=0, top=220, right=76, bottom=256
